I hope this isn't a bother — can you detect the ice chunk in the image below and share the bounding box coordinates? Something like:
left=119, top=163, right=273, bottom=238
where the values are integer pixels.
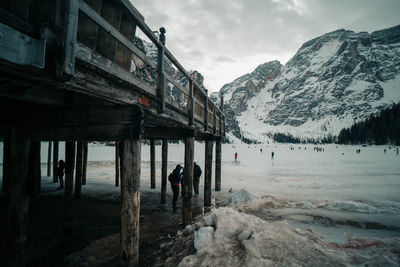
left=225, top=189, right=256, bottom=206
left=194, top=227, right=214, bottom=255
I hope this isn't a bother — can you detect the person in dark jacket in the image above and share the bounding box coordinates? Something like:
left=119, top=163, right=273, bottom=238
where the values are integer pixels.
left=57, top=160, right=65, bottom=190
left=169, top=164, right=182, bottom=212
left=193, top=162, right=202, bottom=195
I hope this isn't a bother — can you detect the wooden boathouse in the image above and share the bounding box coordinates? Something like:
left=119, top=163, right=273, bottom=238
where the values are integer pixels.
left=0, top=0, right=225, bottom=266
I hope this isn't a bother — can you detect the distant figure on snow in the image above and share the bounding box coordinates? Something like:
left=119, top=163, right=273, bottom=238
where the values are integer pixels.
left=384, top=148, right=387, bottom=154
left=57, top=160, right=65, bottom=190
left=397, top=148, right=399, bottom=155
left=193, top=162, right=202, bottom=196
left=159, top=27, right=166, bottom=45
left=234, top=152, right=238, bottom=162
left=271, top=151, right=274, bottom=159
left=260, top=148, right=263, bottom=152
left=168, top=164, right=182, bottom=212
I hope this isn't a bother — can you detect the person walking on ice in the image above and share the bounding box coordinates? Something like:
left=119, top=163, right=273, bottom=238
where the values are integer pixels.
left=193, top=162, right=202, bottom=196
left=57, top=160, right=65, bottom=190
left=234, top=152, right=238, bottom=162
left=271, top=151, right=275, bottom=159
left=168, top=164, right=182, bottom=212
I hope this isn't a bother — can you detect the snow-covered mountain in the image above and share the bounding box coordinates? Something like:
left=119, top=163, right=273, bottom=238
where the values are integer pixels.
left=212, top=25, right=400, bottom=142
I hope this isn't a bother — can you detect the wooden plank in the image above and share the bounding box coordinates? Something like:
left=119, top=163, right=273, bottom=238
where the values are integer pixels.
left=144, top=127, right=194, bottom=140
left=115, top=141, right=119, bottom=187
left=188, top=79, right=194, bottom=125
left=115, top=11, right=136, bottom=70
left=119, top=138, right=141, bottom=266
left=82, top=140, right=88, bottom=185
left=74, top=141, right=83, bottom=199
left=204, top=97, right=208, bottom=131
left=78, top=0, right=156, bottom=69
left=53, top=141, right=59, bottom=183
left=75, top=43, right=157, bottom=96
left=6, top=128, right=30, bottom=267
left=150, top=139, right=156, bottom=189
left=77, top=0, right=102, bottom=50
left=161, top=139, right=167, bottom=204
left=60, top=0, right=79, bottom=77
left=2, top=136, right=10, bottom=192
left=183, top=137, right=194, bottom=226
left=47, top=141, right=52, bottom=177
left=0, top=8, right=35, bottom=35
left=95, top=0, right=121, bottom=62
left=215, top=140, right=221, bottom=191
left=64, top=141, right=75, bottom=202
left=157, top=46, right=165, bottom=113
left=165, top=73, right=189, bottom=96
left=204, top=140, right=213, bottom=206
left=28, top=141, right=41, bottom=196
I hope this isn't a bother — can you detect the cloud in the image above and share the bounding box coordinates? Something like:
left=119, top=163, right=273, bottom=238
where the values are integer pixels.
left=131, top=0, right=400, bottom=92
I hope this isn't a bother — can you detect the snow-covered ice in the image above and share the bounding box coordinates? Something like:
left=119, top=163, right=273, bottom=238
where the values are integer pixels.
left=1, top=141, right=399, bottom=265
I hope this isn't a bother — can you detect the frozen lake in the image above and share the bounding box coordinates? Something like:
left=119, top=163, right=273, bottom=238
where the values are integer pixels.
left=1, top=141, right=400, bottom=263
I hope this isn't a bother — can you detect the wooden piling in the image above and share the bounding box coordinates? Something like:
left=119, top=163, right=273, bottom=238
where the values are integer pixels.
left=53, top=141, right=59, bottom=183
left=65, top=141, right=75, bottom=202
left=150, top=139, right=156, bottom=189
left=215, top=140, right=221, bottom=191
left=28, top=141, right=41, bottom=196
left=115, top=141, right=119, bottom=187
left=82, top=141, right=88, bottom=185
left=119, top=139, right=141, bottom=266
left=74, top=141, right=83, bottom=199
left=204, top=140, right=213, bottom=206
left=161, top=139, right=168, bottom=204
left=2, top=136, right=10, bottom=192
left=7, top=128, right=31, bottom=267
left=47, top=141, right=52, bottom=177
left=183, top=137, right=194, bottom=225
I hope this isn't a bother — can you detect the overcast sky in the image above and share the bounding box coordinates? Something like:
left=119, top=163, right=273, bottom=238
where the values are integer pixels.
left=131, top=0, right=400, bottom=93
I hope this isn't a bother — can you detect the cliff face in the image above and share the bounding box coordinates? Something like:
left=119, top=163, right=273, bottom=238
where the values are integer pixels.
left=213, top=25, right=400, bottom=142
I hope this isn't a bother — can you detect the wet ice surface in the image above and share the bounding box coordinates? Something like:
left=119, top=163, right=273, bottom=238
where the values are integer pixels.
left=1, top=142, right=400, bottom=265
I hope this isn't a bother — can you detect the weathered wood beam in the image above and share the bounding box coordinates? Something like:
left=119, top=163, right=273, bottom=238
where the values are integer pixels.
left=119, top=139, right=141, bottom=266
left=64, top=141, right=75, bottom=202
left=0, top=8, right=36, bottom=36
left=183, top=137, right=194, bottom=225
left=188, top=79, right=194, bottom=126
left=204, top=140, right=213, bottom=206
left=75, top=141, right=83, bottom=199
left=215, top=140, right=221, bottom=191
left=144, top=127, right=194, bottom=140
left=161, top=139, right=168, bottom=204
left=82, top=141, right=88, bottom=185
left=115, top=141, right=119, bottom=187
left=2, top=136, right=10, bottom=192
left=47, top=141, right=52, bottom=177
left=157, top=46, right=165, bottom=114
left=6, top=128, right=31, bottom=267
left=150, top=139, right=156, bottom=189
left=53, top=141, right=59, bottom=183
left=28, top=141, right=41, bottom=196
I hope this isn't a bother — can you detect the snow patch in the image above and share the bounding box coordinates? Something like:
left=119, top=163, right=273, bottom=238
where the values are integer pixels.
left=225, top=189, right=256, bottom=206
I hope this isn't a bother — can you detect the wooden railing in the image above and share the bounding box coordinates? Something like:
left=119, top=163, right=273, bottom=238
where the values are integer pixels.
left=72, top=0, right=224, bottom=136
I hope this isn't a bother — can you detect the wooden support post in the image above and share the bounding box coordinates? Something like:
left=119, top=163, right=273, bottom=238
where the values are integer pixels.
left=188, top=80, right=194, bottom=125
left=28, top=141, right=41, bottom=196
left=161, top=139, right=168, bottom=204
left=53, top=141, right=59, bottom=183
left=213, top=108, right=217, bottom=134
left=7, top=128, right=31, bottom=267
left=204, top=97, right=208, bottom=131
left=47, top=141, right=52, bottom=177
left=2, top=137, right=10, bottom=192
left=82, top=141, right=88, bottom=185
left=183, top=137, right=194, bottom=225
left=157, top=46, right=165, bottom=114
left=150, top=139, right=156, bottom=189
left=64, top=141, right=75, bottom=202
left=215, top=140, right=222, bottom=191
left=115, top=141, right=120, bottom=187
left=119, top=139, right=141, bottom=266
left=204, top=140, right=213, bottom=206
left=74, top=141, right=83, bottom=199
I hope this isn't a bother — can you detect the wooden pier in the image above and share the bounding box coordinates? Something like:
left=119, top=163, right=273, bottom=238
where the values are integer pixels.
left=0, top=0, right=225, bottom=266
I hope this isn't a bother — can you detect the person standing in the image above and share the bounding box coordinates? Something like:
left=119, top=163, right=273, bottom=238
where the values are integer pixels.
left=57, top=160, right=65, bottom=190
left=234, top=152, right=238, bottom=162
left=169, top=164, right=182, bottom=212
left=193, top=162, right=202, bottom=196
left=271, top=151, right=275, bottom=159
